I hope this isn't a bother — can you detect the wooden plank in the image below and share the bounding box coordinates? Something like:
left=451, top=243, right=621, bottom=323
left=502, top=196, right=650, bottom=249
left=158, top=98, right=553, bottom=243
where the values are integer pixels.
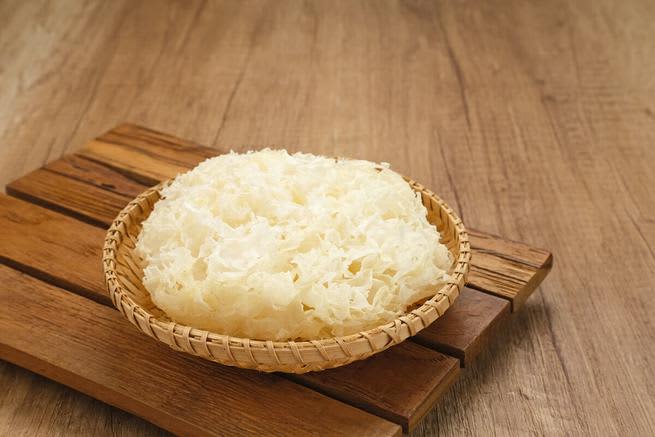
left=77, top=123, right=218, bottom=185
left=0, top=265, right=401, bottom=437
left=0, top=195, right=109, bottom=305
left=78, top=141, right=188, bottom=184
left=414, top=288, right=510, bottom=366
left=467, top=230, right=553, bottom=310
left=2, top=124, right=552, bottom=370
left=4, top=124, right=553, bottom=310
left=6, top=167, right=131, bottom=228
left=292, top=342, right=459, bottom=432
left=45, top=154, right=149, bottom=198
left=0, top=194, right=459, bottom=430
left=98, top=123, right=219, bottom=165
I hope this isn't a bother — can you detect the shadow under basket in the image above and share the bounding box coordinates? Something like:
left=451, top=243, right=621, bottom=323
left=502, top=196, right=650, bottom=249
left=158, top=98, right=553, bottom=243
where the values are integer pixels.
left=103, top=177, right=471, bottom=373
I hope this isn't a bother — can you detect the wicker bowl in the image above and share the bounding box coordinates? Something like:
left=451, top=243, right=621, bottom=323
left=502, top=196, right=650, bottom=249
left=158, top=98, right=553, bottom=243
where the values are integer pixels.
left=103, top=176, right=470, bottom=373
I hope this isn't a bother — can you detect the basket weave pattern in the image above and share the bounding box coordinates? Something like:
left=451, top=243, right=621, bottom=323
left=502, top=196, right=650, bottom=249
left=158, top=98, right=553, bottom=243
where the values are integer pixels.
left=103, top=178, right=470, bottom=373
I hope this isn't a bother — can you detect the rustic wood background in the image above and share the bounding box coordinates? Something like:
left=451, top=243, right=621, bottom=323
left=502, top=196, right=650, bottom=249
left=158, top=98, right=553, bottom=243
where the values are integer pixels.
left=1, top=0, right=653, bottom=435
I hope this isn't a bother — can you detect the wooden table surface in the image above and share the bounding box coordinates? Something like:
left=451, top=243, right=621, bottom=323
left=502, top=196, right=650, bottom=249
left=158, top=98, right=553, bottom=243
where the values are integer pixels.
left=1, top=0, right=653, bottom=435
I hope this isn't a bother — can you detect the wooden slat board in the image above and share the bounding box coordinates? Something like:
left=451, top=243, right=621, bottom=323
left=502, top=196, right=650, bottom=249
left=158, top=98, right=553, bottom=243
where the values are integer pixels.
left=0, top=124, right=553, bottom=434
left=0, top=265, right=400, bottom=437
left=6, top=123, right=553, bottom=310
left=0, top=194, right=458, bottom=432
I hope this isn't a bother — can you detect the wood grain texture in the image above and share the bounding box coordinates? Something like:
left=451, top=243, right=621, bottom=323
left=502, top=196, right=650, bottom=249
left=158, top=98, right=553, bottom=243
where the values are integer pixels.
left=6, top=167, right=132, bottom=228
left=0, top=194, right=461, bottom=431
left=414, top=287, right=510, bottom=367
left=467, top=230, right=553, bottom=310
left=0, top=265, right=400, bottom=437
left=45, top=154, right=149, bottom=198
left=6, top=124, right=552, bottom=310
left=0, top=195, right=109, bottom=305
left=0, top=360, right=171, bottom=437
left=1, top=0, right=653, bottom=435
left=292, top=342, right=459, bottom=432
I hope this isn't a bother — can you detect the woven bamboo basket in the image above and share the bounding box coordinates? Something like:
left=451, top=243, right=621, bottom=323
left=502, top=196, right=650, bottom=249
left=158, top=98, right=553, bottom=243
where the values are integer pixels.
left=103, top=175, right=470, bottom=373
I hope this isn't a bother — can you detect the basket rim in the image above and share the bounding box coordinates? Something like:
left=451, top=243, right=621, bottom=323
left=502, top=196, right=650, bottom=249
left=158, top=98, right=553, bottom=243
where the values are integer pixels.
left=103, top=175, right=471, bottom=371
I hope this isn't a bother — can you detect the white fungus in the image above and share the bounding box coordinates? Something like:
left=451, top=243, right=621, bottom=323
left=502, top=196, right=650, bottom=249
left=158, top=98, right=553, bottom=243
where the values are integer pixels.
left=136, top=150, right=452, bottom=341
